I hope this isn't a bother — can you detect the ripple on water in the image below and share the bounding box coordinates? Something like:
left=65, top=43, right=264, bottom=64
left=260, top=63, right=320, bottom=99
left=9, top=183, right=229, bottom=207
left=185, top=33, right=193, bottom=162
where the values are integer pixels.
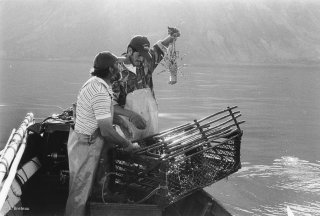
left=239, top=156, right=320, bottom=193
left=236, top=156, right=320, bottom=216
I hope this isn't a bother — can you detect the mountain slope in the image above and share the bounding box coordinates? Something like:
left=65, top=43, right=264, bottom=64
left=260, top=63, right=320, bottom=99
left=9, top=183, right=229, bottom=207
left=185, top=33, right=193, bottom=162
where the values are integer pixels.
left=1, top=0, right=320, bottom=64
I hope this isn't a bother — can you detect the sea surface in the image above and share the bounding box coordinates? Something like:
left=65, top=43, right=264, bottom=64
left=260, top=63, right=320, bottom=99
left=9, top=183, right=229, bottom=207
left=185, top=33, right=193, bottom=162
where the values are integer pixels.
left=0, top=59, right=320, bottom=215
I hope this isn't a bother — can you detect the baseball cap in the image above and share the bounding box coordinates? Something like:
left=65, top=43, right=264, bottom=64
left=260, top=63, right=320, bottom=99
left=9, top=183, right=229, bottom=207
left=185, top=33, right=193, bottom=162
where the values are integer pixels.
left=93, top=51, right=118, bottom=70
left=128, top=35, right=152, bottom=60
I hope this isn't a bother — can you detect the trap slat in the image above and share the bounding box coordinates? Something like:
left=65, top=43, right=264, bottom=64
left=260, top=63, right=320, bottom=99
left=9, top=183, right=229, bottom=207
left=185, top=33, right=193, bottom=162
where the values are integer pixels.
left=111, top=107, right=244, bottom=208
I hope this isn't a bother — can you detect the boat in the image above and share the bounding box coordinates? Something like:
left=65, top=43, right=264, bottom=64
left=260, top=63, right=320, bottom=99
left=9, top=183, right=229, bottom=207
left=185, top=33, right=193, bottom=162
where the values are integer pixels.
left=0, top=106, right=244, bottom=216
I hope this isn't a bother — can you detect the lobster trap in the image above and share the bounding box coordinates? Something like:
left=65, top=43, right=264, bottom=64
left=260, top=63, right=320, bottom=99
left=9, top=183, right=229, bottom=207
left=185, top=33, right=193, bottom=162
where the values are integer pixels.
left=111, top=106, right=244, bottom=208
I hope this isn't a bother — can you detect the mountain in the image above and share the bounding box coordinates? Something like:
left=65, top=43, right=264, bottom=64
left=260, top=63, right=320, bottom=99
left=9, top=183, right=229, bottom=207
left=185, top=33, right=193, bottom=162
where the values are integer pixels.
left=1, top=0, right=320, bottom=65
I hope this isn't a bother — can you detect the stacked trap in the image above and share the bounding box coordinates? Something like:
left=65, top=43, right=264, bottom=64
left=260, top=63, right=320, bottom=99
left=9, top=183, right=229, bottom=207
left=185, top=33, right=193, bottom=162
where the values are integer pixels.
left=111, top=106, right=244, bottom=208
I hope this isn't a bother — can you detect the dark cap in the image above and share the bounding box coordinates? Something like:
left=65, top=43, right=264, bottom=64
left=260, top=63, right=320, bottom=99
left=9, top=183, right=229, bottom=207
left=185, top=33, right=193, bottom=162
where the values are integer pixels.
left=128, top=35, right=152, bottom=60
left=93, top=51, right=118, bottom=70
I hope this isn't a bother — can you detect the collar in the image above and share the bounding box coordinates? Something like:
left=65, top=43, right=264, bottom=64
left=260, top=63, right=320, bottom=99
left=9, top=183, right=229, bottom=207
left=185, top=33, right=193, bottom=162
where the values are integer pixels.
left=123, top=63, right=136, bottom=74
left=94, top=76, right=109, bottom=88
left=84, top=76, right=112, bottom=94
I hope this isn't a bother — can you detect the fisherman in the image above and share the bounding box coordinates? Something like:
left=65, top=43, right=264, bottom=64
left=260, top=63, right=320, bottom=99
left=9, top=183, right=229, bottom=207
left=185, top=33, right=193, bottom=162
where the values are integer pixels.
left=65, top=51, right=138, bottom=216
left=112, top=27, right=181, bottom=140
left=91, top=27, right=181, bottom=202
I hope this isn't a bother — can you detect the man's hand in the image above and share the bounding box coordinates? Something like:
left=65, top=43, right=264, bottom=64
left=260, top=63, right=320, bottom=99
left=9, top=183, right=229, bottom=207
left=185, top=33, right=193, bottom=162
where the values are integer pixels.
left=168, top=27, right=181, bottom=38
left=129, top=112, right=146, bottom=130
left=123, top=142, right=140, bottom=152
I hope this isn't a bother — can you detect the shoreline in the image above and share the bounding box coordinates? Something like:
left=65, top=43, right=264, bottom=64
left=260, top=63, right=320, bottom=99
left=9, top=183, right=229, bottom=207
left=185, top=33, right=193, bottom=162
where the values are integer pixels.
left=1, top=57, right=320, bottom=68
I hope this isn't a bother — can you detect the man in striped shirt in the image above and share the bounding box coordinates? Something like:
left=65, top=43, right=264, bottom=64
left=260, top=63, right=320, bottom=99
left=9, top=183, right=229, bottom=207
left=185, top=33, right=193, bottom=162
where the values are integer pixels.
left=65, top=51, right=138, bottom=216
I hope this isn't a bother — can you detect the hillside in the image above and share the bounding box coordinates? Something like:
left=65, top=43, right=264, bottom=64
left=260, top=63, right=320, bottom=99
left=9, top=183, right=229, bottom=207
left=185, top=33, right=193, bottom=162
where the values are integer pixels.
left=1, top=0, right=320, bottom=65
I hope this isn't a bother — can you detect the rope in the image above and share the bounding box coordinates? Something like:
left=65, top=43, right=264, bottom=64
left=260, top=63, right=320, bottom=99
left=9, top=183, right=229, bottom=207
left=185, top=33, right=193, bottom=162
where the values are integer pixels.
left=135, top=185, right=167, bottom=204
left=101, top=172, right=118, bottom=203
left=101, top=172, right=167, bottom=204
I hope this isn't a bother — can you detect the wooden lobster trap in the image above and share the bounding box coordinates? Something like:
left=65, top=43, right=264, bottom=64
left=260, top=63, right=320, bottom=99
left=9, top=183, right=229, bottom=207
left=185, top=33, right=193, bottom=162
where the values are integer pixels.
left=111, top=106, right=244, bottom=208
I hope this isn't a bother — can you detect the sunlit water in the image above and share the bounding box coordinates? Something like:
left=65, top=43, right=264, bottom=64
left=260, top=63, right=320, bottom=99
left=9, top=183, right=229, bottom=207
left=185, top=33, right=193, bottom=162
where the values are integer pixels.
left=1, top=60, right=320, bottom=215
left=210, top=156, right=320, bottom=216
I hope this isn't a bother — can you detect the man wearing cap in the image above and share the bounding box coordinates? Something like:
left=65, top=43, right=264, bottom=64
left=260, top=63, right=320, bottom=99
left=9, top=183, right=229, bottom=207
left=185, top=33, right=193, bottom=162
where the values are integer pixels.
left=65, top=51, right=138, bottom=216
left=112, top=27, right=180, bottom=141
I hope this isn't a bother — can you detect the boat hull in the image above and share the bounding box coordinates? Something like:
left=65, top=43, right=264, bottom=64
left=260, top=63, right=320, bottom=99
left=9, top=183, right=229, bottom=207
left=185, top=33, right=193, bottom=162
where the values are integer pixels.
left=90, top=190, right=232, bottom=216
left=1, top=107, right=243, bottom=216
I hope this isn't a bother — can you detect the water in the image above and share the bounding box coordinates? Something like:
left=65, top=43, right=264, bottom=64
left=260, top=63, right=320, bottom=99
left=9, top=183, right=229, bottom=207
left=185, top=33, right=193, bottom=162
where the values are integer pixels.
left=1, top=60, right=320, bottom=215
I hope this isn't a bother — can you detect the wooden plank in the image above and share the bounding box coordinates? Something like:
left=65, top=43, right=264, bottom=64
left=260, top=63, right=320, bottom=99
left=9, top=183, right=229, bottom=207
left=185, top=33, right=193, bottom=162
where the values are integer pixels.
left=90, top=203, right=162, bottom=216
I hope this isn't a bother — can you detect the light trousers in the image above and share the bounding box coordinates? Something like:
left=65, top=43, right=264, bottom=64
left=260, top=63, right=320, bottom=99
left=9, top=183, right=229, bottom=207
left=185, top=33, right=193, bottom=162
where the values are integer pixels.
left=65, top=129, right=104, bottom=216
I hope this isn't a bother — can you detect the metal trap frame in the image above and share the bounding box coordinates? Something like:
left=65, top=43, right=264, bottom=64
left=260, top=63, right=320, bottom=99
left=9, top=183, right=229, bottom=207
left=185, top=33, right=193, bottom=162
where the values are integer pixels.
left=112, top=106, right=244, bottom=208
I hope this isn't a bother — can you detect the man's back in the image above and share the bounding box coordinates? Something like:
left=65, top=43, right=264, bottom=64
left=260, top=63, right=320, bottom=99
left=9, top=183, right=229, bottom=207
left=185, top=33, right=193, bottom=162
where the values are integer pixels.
left=75, top=76, right=113, bottom=135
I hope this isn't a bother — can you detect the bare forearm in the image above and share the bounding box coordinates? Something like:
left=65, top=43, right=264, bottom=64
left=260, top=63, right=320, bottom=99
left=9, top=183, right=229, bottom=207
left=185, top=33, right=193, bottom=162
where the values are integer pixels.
left=114, top=104, right=134, bottom=118
left=113, top=104, right=146, bottom=130
left=101, top=127, right=130, bottom=148
left=98, top=118, right=130, bottom=148
left=161, top=35, right=176, bottom=48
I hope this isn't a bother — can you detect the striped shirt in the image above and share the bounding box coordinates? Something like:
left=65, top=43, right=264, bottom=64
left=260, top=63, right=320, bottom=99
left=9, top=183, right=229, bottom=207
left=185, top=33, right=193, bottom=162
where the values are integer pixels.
left=74, top=76, right=113, bottom=135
